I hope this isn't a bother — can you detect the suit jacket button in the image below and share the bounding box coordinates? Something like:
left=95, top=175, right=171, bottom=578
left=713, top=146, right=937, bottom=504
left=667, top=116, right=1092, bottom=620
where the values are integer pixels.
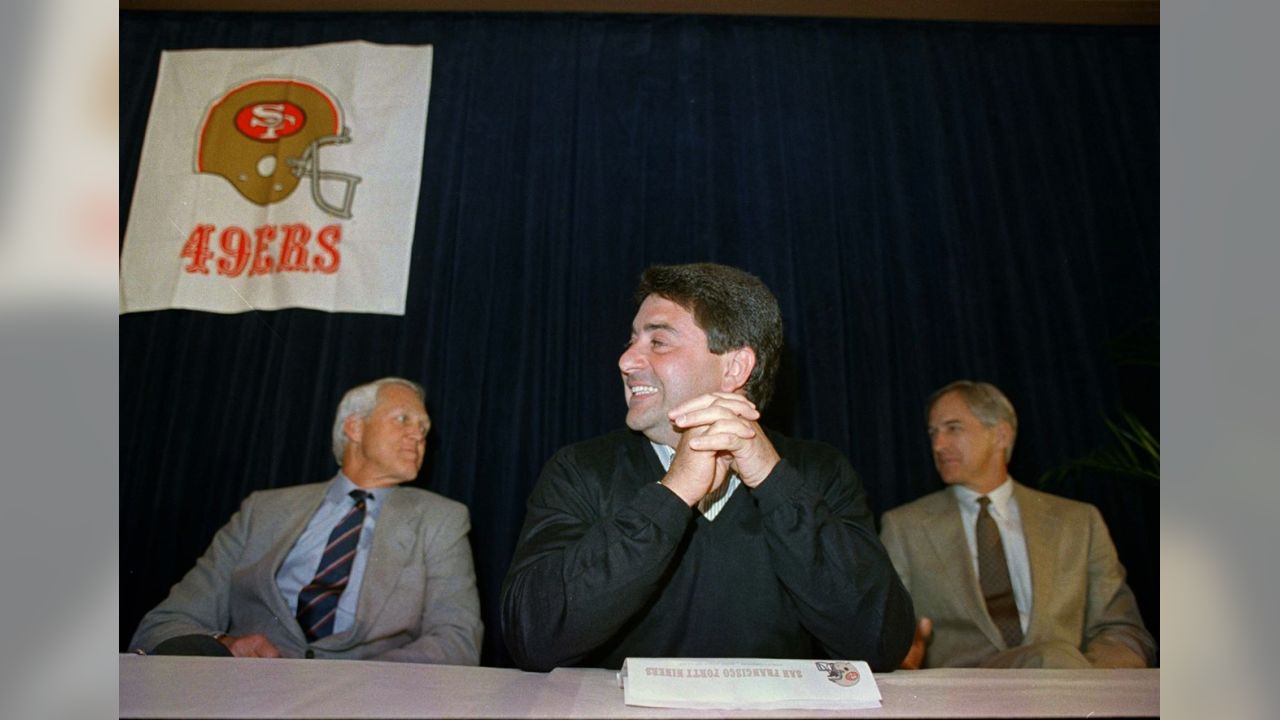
left=305, top=649, right=315, bottom=659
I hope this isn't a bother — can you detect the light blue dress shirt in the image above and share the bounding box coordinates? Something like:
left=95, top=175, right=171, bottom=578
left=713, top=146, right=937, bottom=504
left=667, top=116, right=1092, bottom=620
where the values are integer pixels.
left=276, top=473, right=383, bottom=637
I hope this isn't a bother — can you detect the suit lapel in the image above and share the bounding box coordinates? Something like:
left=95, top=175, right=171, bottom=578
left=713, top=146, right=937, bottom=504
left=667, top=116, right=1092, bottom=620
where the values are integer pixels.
left=339, top=487, right=416, bottom=645
left=923, top=493, right=1007, bottom=650
left=253, top=485, right=327, bottom=643
left=1014, top=482, right=1058, bottom=643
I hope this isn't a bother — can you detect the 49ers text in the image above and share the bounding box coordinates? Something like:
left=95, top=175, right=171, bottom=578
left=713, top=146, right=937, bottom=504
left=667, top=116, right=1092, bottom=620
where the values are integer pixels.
left=181, top=223, right=341, bottom=276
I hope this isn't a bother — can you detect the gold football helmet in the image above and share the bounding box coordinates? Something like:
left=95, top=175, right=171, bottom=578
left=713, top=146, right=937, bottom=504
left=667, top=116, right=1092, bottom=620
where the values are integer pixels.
left=196, top=78, right=361, bottom=218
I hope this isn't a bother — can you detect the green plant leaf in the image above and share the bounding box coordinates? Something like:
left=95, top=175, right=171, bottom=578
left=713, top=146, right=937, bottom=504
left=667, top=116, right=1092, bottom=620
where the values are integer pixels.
left=1038, top=410, right=1159, bottom=486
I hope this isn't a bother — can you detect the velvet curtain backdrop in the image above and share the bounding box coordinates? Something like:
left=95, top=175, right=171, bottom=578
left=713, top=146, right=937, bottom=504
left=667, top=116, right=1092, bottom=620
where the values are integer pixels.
left=120, top=11, right=1158, bottom=667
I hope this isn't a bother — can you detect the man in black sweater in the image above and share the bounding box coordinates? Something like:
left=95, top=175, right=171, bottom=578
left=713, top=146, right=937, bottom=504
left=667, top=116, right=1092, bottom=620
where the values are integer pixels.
left=500, top=263, right=914, bottom=671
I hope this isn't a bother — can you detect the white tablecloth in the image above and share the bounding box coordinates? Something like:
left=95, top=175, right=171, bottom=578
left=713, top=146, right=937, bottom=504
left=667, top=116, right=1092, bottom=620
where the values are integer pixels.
left=119, top=654, right=1158, bottom=718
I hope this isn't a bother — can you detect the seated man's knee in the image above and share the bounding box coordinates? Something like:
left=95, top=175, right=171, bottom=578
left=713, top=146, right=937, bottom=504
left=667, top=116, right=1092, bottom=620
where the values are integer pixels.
left=983, top=640, right=1090, bottom=669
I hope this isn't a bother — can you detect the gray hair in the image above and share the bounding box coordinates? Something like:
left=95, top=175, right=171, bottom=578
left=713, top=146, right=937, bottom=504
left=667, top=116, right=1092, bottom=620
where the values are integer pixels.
left=926, top=380, right=1018, bottom=462
left=331, top=377, right=425, bottom=464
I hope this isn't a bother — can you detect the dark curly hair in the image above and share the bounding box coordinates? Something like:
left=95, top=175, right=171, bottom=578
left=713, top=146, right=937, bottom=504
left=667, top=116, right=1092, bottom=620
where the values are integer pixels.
left=635, top=263, right=783, bottom=409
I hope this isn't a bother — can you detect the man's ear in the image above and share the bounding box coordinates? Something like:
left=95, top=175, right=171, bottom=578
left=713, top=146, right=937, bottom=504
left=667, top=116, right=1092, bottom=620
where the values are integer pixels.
left=720, top=346, right=757, bottom=394
left=343, top=415, right=364, bottom=447
left=994, top=421, right=1013, bottom=455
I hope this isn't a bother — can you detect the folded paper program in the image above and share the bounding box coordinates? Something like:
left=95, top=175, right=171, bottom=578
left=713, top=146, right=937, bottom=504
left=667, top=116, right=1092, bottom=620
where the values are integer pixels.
left=619, top=658, right=880, bottom=710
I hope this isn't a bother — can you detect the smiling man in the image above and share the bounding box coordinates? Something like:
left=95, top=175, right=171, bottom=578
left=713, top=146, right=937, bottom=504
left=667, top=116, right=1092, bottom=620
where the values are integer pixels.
left=129, top=377, right=482, bottom=664
left=500, top=263, right=914, bottom=672
left=879, top=380, right=1155, bottom=669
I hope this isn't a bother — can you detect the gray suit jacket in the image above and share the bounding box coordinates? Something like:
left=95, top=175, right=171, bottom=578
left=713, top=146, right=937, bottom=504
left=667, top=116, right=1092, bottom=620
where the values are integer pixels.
left=130, top=480, right=482, bottom=664
left=880, top=480, right=1154, bottom=668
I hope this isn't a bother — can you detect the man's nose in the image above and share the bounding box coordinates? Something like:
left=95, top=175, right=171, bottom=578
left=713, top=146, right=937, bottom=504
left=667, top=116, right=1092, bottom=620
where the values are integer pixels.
left=618, top=344, right=645, bottom=373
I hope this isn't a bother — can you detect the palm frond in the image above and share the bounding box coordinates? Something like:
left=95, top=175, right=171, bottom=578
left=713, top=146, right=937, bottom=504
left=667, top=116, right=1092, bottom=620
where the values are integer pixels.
left=1039, top=410, right=1159, bottom=486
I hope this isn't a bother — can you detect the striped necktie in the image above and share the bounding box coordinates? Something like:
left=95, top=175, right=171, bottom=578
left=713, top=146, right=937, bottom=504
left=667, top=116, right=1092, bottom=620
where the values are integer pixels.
left=296, top=489, right=369, bottom=642
left=976, top=496, right=1023, bottom=648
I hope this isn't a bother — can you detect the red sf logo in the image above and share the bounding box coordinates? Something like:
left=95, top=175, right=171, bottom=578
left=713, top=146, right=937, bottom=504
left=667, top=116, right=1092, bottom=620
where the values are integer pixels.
left=234, top=101, right=307, bottom=141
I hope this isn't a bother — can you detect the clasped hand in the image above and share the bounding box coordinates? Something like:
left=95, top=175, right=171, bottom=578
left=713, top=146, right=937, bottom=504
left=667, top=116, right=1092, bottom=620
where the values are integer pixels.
left=218, top=632, right=282, bottom=658
left=660, top=392, right=780, bottom=507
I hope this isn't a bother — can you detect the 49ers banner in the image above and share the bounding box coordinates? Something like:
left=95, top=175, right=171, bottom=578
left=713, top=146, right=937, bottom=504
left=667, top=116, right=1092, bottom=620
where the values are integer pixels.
left=120, top=41, right=433, bottom=315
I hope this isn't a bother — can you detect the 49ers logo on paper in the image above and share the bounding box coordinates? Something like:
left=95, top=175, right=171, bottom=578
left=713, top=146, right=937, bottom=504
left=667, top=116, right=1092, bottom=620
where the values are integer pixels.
left=814, top=661, right=861, bottom=688
left=182, top=78, right=361, bottom=279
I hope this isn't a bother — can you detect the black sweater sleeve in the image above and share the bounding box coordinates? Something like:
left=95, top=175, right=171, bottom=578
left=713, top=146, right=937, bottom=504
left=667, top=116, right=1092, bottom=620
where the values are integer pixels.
left=750, top=441, right=916, bottom=670
left=499, top=443, right=691, bottom=671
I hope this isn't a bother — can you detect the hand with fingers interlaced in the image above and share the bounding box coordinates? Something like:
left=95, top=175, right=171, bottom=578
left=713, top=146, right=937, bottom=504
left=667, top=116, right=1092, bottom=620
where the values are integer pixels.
left=666, top=391, right=780, bottom=488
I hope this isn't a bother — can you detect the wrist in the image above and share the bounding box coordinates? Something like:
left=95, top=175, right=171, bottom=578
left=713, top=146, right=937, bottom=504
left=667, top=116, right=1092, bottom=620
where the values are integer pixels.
left=737, top=452, right=780, bottom=488
left=659, top=476, right=702, bottom=507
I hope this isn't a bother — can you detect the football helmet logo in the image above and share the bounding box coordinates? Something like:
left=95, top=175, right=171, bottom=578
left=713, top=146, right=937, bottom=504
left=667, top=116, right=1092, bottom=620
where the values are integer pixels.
left=196, top=78, right=361, bottom=218
left=814, top=661, right=860, bottom=687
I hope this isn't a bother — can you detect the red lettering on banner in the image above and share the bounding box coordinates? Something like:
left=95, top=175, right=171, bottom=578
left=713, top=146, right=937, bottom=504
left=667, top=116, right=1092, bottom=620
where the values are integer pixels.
left=313, top=225, right=341, bottom=273
left=180, top=222, right=345, bottom=277
left=180, top=224, right=216, bottom=274
left=278, top=223, right=311, bottom=272
left=250, top=225, right=277, bottom=276
left=216, top=226, right=251, bottom=277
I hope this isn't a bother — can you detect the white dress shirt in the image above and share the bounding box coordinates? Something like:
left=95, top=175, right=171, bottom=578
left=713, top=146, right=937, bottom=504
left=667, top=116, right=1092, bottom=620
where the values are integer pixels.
left=651, top=442, right=740, bottom=521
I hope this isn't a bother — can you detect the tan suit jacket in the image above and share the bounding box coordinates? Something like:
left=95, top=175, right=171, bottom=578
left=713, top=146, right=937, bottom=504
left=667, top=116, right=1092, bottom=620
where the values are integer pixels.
left=130, top=480, right=482, bottom=664
left=880, top=480, right=1154, bottom=668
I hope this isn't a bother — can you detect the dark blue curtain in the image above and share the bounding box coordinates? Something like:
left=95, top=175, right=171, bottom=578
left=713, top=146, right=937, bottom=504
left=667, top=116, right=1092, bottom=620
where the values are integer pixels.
left=120, top=11, right=1158, bottom=667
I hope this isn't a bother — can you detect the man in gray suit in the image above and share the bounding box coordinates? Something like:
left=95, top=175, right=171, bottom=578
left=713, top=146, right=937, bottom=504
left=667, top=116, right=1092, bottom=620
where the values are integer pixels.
left=130, top=377, right=482, bottom=664
left=880, top=380, right=1155, bottom=669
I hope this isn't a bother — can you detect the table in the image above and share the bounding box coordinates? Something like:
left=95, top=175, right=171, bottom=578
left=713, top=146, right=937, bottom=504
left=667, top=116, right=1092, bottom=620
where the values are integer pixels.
left=119, top=654, right=1158, bottom=718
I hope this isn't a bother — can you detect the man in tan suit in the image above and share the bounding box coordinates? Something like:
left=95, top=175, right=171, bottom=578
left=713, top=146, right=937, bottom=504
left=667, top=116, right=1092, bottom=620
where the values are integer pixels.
left=879, top=380, right=1155, bottom=669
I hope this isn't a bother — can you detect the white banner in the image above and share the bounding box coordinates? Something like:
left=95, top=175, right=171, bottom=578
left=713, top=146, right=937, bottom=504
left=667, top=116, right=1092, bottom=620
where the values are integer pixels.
left=120, top=41, right=433, bottom=315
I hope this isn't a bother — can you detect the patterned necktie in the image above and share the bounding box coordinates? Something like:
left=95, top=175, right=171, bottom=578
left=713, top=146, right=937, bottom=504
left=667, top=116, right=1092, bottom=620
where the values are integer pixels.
left=296, top=489, right=369, bottom=642
left=976, top=496, right=1023, bottom=648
